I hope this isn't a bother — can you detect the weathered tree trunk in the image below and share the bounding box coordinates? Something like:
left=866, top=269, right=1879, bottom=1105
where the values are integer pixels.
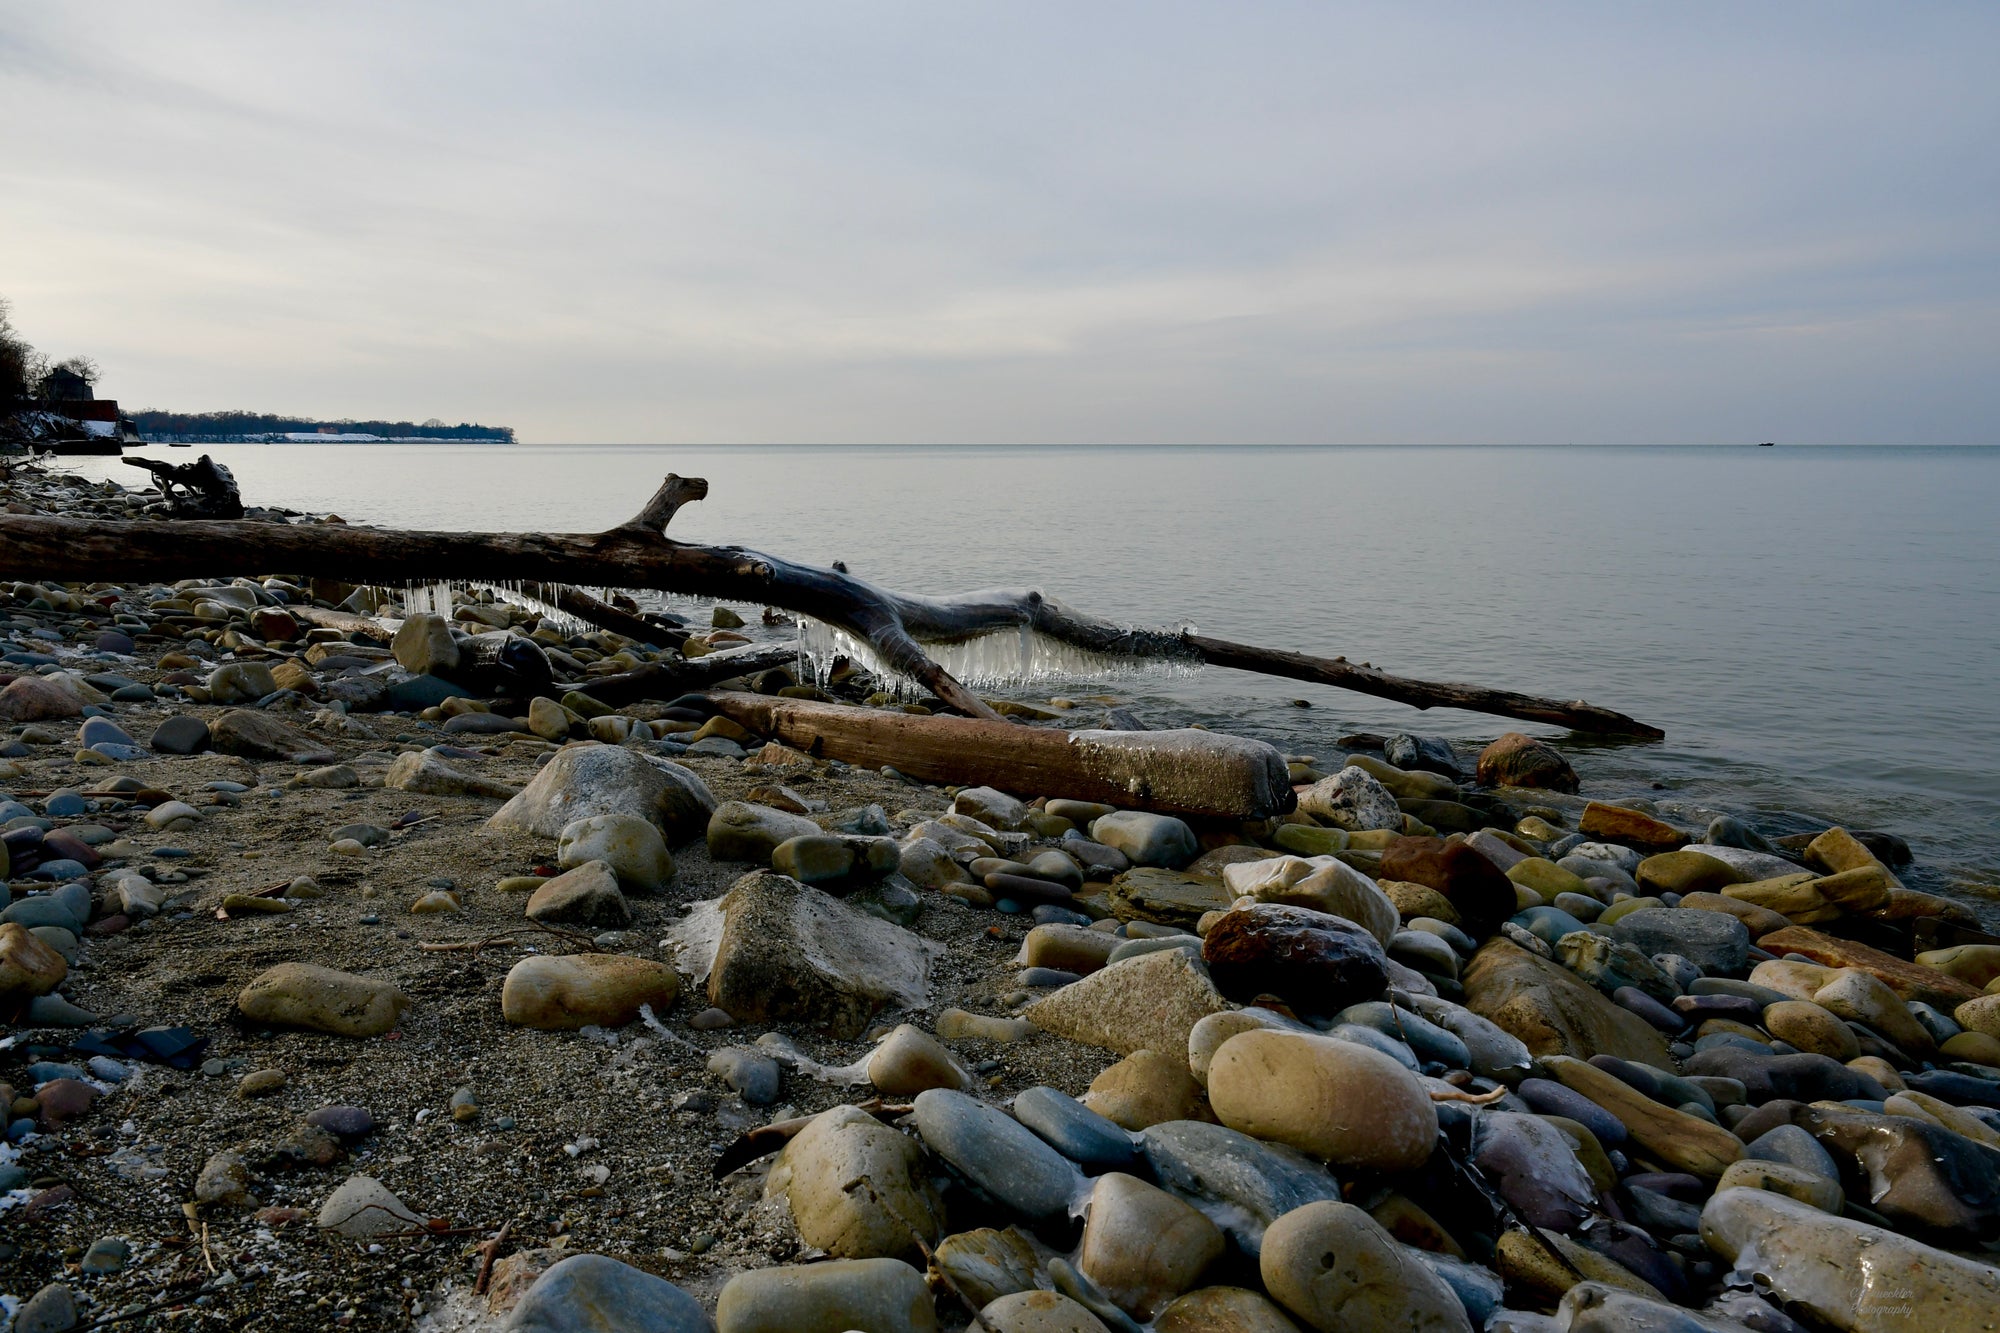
left=0, top=472, right=1663, bottom=735
left=709, top=690, right=1296, bottom=818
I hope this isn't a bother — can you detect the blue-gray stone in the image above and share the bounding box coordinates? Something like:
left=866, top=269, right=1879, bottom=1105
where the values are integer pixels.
left=912, top=1088, right=1083, bottom=1221
left=1139, top=1119, right=1342, bottom=1255
left=111, top=684, right=154, bottom=702
left=0, top=800, right=35, bottom=822
left=381, top=674, right=473, bottom=710
left=506, top=1254, right=714, bottom=1333
left=3, top=896, right=84, bottom=931
left=80, top=1236, right=131, bottom=1275
left=1326, top=1023, right=1419, bottom=1070
left=31, top=926, right=79, bottom=962
left=12, top=1282, right=78, bottom=1333
left=1017, top=967, right=1080, bottom=988
left=1513, top=905, right=1591, bottom=947
left=149, top=715, right=211, bottom=754
left=78, top=718, right=135, bottom=748
left=88, top=743, right=147, bottom=762
left=42, top=793, right=87, bottom=818
left=1613, top=987, right=1684, bottom=1033
left=27, top=860, right=89, bottom=883
left=1745, top=1125, right=1839, bottom=1184
left=707, top=1048, right=780, bottom=1105
left=1688, top=977, right=1792, bottom=1008
left=1906, top=1070, right=2000, bottom=1111
left=1515, top=1077, right=1628, bottom=1147
left=1336, top=1000, right=1470, bottom=1069
left=1384, top=734, right=1462, bottom=778
left=24, top=1061, right=88, bottom=1085
left=25, top=994, right=98, bottom=1028
left=1013, top=1086, right=1138, bottom=1173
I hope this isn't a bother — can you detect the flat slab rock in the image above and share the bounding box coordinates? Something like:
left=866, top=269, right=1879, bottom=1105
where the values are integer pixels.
left=1026, top=946, right=1233, bottom=1057
left=668, top=872, right=940, bottom=1039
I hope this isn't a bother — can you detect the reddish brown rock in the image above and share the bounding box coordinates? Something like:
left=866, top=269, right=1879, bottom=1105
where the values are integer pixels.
left=1475, top=733, right=1578, bottom=793
left=1377, top=836, right=1516, bottom=936
left=1578, top=802, right=1686, bottom=851
left=1203, top=904, right=1389, bottom=1015
left=36, top=1077, right=96, bottom=1127
left=1756, top=925, right=1979, bottom=1009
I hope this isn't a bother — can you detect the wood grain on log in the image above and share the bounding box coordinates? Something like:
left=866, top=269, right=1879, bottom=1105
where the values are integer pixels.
left=709, top=690, right=1296, bottom=818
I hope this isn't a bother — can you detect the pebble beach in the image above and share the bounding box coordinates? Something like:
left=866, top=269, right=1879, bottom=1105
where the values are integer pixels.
left=4, top=463, right=2000, bottom=1333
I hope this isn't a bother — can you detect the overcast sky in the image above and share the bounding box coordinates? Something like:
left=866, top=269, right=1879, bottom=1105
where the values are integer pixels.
left=3, top=3, right=1995, bottom=444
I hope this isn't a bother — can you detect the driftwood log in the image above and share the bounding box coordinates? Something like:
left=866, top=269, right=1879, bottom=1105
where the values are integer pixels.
left=0, top=472, right=1662, bottom=736
left=709, top=691, right=1296, bottom=817
left=121, top=454, right=243, bottom=519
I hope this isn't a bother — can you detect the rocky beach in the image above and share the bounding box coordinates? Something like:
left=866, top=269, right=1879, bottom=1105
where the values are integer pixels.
left=4, top=463, right=2000, bottom=1333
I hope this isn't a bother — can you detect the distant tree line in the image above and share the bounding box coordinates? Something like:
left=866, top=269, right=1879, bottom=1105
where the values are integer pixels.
left=127, top=410, right=515, bottom=442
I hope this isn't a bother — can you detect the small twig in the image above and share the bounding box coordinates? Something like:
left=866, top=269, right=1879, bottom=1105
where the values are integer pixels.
left=200, top=1221, right=215, bottom=1275
left=474, top=1220, right=514, bottom=1295
left=419, top=937, right=517, bottom=953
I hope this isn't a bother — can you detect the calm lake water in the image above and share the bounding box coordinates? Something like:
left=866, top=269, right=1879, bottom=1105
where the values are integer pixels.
left=66, top=444, right=2000, bottom=905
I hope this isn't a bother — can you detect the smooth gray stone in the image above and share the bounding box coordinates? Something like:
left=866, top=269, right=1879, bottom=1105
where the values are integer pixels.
left=1702, top=816, right=1780, bottom=855
left=1139, top=1119, right=1342, bottom=1256
left=1689, top=977, right=1792, bottom=1008
left=1608, top=908, right=1749, bottom=976
left=1336, top=999, right=1470, bottom=1068
left=507, top=1254, right=713, bottom=1333
left=442, top=712, right=527, bottom=735
left=79, top=1236, right=130, bottom=1275
left=13, top=1283, right=78, bottom=1333
left=707, top=1048, right=781, bottom=1105
left=1327, top=1022, right=1420, bottom=1070
left=1621, top=1184, right=1702, bottom=1236
left=2, top=896, right=84, bottom=932
left=26, top=994, right=99, bottom=1027
left=1614, top=986, right=1685, bottom=1033
left=1515, top=1077, right=1628, bottom=1147
left=1410, top=1249, right=1505, bottom=1327
left=1013, top=1086, right=1138, bottom=1172
left=1744, top=1125, right=1840, bottom=1185
left=912, top=1088, right=1082, bottom=1221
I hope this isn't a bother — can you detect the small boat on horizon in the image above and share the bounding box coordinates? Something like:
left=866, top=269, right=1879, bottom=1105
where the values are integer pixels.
left=1758, top=441, right=1775, bottom=447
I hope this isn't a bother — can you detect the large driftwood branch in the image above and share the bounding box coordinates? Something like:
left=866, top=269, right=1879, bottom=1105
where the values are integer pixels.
left=0, top=472, right=1662, bottom=736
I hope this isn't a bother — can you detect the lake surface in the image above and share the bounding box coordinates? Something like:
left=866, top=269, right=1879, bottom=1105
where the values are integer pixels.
left=67, top=443, right=2000, bottom=906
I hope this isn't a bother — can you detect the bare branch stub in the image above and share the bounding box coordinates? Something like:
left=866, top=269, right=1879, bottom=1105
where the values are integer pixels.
left=622, top=474, right=710, bottom=535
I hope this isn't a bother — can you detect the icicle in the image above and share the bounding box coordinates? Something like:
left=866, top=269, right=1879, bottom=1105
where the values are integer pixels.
left=794, top=614, right=1200, bottom=693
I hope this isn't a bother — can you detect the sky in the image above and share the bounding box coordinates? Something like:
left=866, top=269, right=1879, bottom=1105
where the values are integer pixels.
left=2, top=2, right=1996, bottom=445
